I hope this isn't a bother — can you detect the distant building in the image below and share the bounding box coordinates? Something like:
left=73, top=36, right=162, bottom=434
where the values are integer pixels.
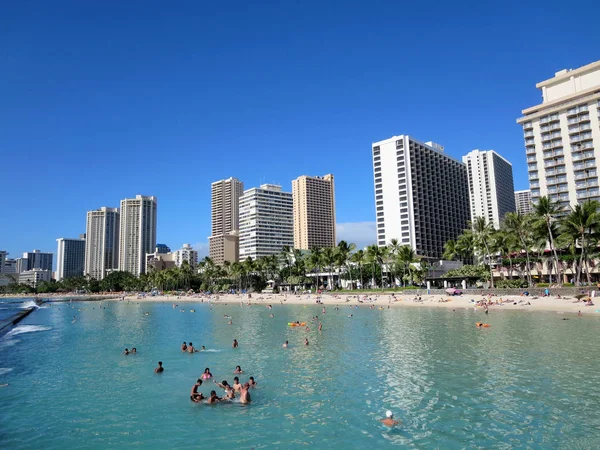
left=292, top=174, right=337, bottom=249
left=20, top=250, right=53, bottom=273
left=209, top=177, right=244, bottom=264
left=173, top=243, right=198, bottom=268
left=3, top=258, right=17, bottom=274
left=19, top=269, right=51, bottom=287
left=119, top=195, right=157, bottom=275
left=515, top=190, right=533, bottom=215
left=146, top=252, right=176, bottom=272
left=239, top=184, right=294, bottom=260
left=56, top=238, right=86, bottom=281
left=156, top=244, right=171, bottom=254
left=0, top=251, right=6, bottom=273
left=85, top=207, right=120, bottom=280
left=372, top=135, right=470, bottom=259
left=462, top=149, right=516, bottom=228
left=517, top=60, right=600, bottom=208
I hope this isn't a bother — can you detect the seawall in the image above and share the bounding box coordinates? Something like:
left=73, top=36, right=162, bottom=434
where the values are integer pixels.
left=0, top=307, right=36, bottom=335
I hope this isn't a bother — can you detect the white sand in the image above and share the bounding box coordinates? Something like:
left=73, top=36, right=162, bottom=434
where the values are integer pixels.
left=119, top=292, right=599, bottom=315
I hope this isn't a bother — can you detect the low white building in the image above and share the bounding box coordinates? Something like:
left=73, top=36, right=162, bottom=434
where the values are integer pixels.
left=173, top=243, right=198, bottom=268
left=19, top=269, right=52, bottom=287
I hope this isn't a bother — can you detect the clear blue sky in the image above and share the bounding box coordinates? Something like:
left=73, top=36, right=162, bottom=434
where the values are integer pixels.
left=2, top=0, right=599, bottom=259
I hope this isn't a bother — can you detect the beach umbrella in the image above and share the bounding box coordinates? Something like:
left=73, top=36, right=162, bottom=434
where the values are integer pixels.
left=445, top=288, right=458, bottom=295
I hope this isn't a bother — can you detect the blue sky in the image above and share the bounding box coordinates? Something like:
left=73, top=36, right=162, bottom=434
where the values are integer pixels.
left=2, top=0, right=599, bottom=259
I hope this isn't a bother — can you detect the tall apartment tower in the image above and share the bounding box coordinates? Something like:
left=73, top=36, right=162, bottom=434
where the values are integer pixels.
left=462, top=149, right=516, bottom=228
left=208, top=177, right=244, bottom=265
left=514, top=190, right=533, bottom=215
left=372, top=135, right=470, bottom=259
left=292, top=174, right=337, bottom=249
left=22, top=250, right=53, bottom=272
left=85, top=207, right=120, bottom=280
left=56, top=238, right=86, bottom=281
left=239, top=184, right=294, bottom=260
left=119, top=195, right=157, bottom=275
left=517, top=60, right=600, bottom=208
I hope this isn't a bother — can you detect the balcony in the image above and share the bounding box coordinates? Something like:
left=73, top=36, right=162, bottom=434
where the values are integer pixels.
left=575, top=171, right=597, bottom=180
left=523, top=122, right=533, bottom=130
left=543, top=150, right=564, bottom=159
left=576, top=180, right=599, bottom=189
left=544, top=159, right=565, bottom=168
left=524, top=138, right=535, bottom=145
left=541, top=132, right=561, bottom=142
left=570, top=132, right=593, bottom=143
left=529, top=172, right=539, bottom=181
left=568, top=113, right=590, bottom=124
left=530, top=182, right=540, bottom=188
left=571, top=141, right=594, bottom=151
left=526, top=147, right=536, bottom=155
left=567, top=105, right=589, bottom=116
left=568, top=123, right=591, bottom=134
left=540, top=114, right=560, bottom=124
left=527, top=155, right=537, bottom=162
left=524, top=130, right=534, bottom=137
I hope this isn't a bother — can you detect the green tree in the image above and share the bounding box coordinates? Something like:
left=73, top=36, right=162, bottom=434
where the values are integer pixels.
left=533, top=196, right=564, bottom=285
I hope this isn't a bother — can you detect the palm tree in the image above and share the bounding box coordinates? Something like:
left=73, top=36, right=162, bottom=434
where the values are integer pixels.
left=471, top=217, right=496, bottom=288
left=307, top=248, right=323, bottom=290
left=561, top=200, right=600, bottom=285
left=443, top=239, right=460, bottom=261
left=321, top=247, right=337, bottom=290
left=456, top=231, right=475, bottom=263
left=533, top=196, right=564, bottom=286
left=504, top=212, right=534, bottom=286
left=366, top=244, right=386, bottom=289
left=397, top=245, right=417, bottom=286
left=337, top=240, right=356, bottom=289
left=387, top=239, right=402, bottom=286
left=279, top=245, right=294, bottom=282
left=351, top=249, right=366, bottom=289
left=492, top=230, right=519, bottom=280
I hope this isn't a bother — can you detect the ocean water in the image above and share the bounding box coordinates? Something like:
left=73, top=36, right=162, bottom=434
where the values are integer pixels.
left=1, top=299, right=600, bottom=449
left=0, top=298, right=38, bottom=322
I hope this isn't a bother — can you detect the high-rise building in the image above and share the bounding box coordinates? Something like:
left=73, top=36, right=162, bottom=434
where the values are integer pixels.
left=372, top=135, right=470, bottom=259
left=517, top=60, right=600, bottom=209
left=4, top=258, right=17, bottom=274
left=56, top=238, right=86, bottom=281
left=462, top=149, right=516, bottom=228
left=0, top=251, right=6, bottom=274
left=173, top=243, right=198, bottom=268
left=209, top=177, right=244, bottom=264
left=292, top=174, right=337, bottom=249
left=119, top=195, right=157, bottom=275
left=21, top=250, right=53, bottom=272
left=515, top=190, right=533, bottom=215
left=239, top=184, right=294, bottom=260
left=85, top=207, right=120, bottom=280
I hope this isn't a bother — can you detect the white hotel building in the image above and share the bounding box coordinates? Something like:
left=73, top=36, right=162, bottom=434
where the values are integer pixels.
left=119, top=195, right=157, bottom=275
left=517, top=60, right=600, bottom=208
left=462, top=149, right=516, bottom=228
left=238, top=184, right=294, bottom=260
left=85, top=207, right=120, bottom=280
left=372, top=135, right=470, bottom=259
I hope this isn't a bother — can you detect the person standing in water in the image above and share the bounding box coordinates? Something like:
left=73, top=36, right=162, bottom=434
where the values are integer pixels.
left=232, top=339, right=239, bottom=348
left=207, top=390, right=221, bottom=404
left=380, top=410, right=399, bottom=427
left=283, top=340, right=288, bottom=348
left=239, top=383, right=251, bottom=404
left=154, top=361, right=164, bottom=373
left=232, top=377, right=242, bottom=391
left=187, top=342, right=197, bottom=353
left=304, top=338, right=309, bottom=346
left=234, top=365, right=243, bottom=374
left=181, top=342, right=188, bottom=352
left=318, top=322, right=323, bottom=331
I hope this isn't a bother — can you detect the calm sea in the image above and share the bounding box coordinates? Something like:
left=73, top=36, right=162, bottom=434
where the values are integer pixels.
left=1, top=299, right=599, bottom=448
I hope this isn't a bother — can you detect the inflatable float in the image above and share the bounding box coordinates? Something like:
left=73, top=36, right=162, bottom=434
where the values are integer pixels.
left=475, top=322, right=490, bottom=328
left=288, top=322, right=306, bottom=327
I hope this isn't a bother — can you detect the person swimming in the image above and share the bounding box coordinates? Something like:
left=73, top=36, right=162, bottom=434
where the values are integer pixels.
left=283, top=340, right=288, bottom=348
left=248, top=376, right=256, bottom=387
left=181, top=342, right=188, bottom=352
left=318, top=322, right=322, bottom=331
left=234, top=365, right=243, bottom=374
left=232, top=339, right=239, bottom=348
left=304, top=338, right=309, bottom=346
left=190, top=379, right=204, bottom=402
left=202, top=368, right=213, bottom=379
left=232, top=377, right=242, bottom=391
left=188, top=342, right=197, bottom=353
left=239, top=383, right=251, bottom=404
left=201, top=345, right=206, bottom=351
left=154, top=361, right=164, bottom=373
left=131, top=347, right=137, bottom=354
left=380, top=410, right=399, bottom=427
left=123, top=348, right=130, bottom=355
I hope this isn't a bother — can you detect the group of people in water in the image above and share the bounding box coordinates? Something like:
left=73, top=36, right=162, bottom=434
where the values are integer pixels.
left=190, top=367, right=256, bottom=404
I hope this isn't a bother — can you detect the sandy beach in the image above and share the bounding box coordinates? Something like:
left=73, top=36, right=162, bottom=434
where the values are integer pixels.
left=117, top=291, right=599, bottom=315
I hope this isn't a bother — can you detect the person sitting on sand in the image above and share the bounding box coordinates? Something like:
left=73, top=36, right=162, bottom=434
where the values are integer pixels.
left=232, top=339, right=239, bottom=348
left=188, top=342, right=197, bottom=353
left=283, top=340, right=288, bottom=348
left=190, top=379, right=204, bottom=402
left=214, top=380, right=235, bottom=399
left=380, top=410, right=399, bottom=427
left=248, top=376, right=256, bottom=387
left=239, top=383, right=251, bottom=404
left=207, top=390, right=221, bottom=404
left=181, top=342, right=188, bottom=352
left=154, top=361, right=164, bottom=373
left=123, top=348, right=130, bottom=355
left=234, top=365, right=243, bottom=374
left=233, top=377, right=242, bottom=391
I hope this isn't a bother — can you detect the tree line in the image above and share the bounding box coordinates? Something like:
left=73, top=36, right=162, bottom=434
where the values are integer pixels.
left=443, top=196, right=600, bottom=287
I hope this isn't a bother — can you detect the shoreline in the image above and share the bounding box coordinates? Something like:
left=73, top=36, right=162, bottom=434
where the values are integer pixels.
left=111, top=292, right=598, bottom=315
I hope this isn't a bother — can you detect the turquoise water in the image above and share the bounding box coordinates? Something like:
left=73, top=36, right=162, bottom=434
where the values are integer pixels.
left=1, top=300, right=600, bottom=449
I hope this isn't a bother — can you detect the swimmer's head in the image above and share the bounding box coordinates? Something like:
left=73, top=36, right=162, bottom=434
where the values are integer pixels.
left=234, top=377, right=239, bottom=383
left=158, top=361, right=162, bottom=366
left=249, top=377, right=254, bottom=381
left=189, top=342, right=193, bottom=346
left=210, top=390, right=217, bottom=396
left=222, top=380, right=228, bottom=386
left=236, top=365, right=241, bottom=370
left=386, top=410, right=393, bottom=418
left=183, top=342, right=186, bottom=344
left=197, top=378, right=202, bottom=384
left=205, top=368, right=210, bottom=373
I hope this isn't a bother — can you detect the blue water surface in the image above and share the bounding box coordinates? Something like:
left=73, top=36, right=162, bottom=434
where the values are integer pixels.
left=1, top=299, right=599, bottom=449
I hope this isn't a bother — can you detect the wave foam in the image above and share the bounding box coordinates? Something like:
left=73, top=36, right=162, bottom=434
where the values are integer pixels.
left=6, top=325, right=52, bottom=337
left=20, top=300, right=43, bottom=309
left=0, top=368, right=14, bottom=375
